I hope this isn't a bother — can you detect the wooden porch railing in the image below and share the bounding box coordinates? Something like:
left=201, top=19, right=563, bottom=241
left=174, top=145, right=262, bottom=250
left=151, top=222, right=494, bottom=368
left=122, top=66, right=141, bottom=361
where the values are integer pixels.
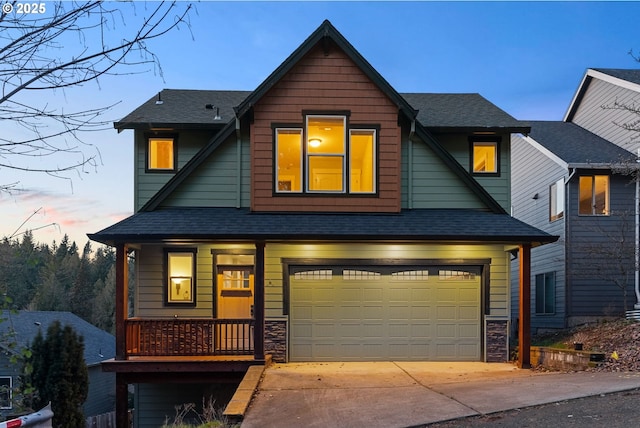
left=125, top=318, right=254, bottom=357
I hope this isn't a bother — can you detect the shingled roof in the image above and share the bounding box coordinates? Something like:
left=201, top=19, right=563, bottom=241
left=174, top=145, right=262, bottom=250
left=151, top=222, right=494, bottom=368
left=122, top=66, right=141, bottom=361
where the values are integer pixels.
left=89, top=207, right=557, bottom=247
left=0, top=311, right=115, bottom=367
left=592, top=68, right=640, bottom=86
left=116, top=89, right=528, bottom=133
left=526, top=121, right=635, bottom=166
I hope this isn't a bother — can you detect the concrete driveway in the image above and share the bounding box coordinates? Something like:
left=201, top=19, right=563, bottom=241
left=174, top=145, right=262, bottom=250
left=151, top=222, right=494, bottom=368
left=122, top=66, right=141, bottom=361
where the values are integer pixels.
left=240, top=362, right=640, bottom=428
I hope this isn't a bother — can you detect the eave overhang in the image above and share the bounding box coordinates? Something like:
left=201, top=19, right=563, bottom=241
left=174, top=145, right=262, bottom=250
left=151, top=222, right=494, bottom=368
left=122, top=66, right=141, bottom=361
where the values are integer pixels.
left=88, top=208, right=558, bottom=248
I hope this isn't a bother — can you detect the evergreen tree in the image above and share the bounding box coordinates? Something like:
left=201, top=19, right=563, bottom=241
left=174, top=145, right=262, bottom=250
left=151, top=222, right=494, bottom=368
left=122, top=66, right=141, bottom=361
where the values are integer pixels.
left=27, top=321, right=88, bottom=428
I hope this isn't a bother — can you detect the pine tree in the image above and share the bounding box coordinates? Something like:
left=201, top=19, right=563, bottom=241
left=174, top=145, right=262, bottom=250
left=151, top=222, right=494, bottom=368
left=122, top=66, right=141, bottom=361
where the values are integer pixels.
left=27, top=321, right=88, bottom=428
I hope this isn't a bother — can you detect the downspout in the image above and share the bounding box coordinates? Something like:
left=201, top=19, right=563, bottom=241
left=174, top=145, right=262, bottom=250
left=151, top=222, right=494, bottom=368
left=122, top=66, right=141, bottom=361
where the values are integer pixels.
left=565, top=168, right=576, bottom=326
left=236, top=117, right=242, bottom=209
left=408, top=120, right=416, bottom=209
left=635, top=149, right=640, bottom=309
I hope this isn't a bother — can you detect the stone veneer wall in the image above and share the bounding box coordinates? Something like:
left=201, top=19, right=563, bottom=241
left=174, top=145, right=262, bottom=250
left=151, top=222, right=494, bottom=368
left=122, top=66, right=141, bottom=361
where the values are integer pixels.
left=485, top=319, right=509, bottom=362
left=264, top=319, right=287, bottom=362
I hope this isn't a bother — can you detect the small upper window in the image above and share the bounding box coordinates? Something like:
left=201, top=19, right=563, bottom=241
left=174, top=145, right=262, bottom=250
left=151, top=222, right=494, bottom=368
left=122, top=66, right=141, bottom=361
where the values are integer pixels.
left=549, top=178, right=565, bottom=221
left=470, top=139, right=500, bottom=175
left=579, top=175, right=609, bottom=215
left=148, top=136, right=176, bottom=171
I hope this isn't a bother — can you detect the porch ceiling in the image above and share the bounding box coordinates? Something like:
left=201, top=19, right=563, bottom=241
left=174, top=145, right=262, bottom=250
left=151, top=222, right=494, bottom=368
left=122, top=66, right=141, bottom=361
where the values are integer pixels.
left=88, top=208, right=557, bottom=247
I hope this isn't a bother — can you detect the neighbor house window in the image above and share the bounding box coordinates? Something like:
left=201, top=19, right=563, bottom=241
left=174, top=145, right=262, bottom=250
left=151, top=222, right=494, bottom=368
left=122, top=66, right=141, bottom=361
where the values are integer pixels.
left=148, top=135, right=176, bottom=171
left=165, top=249, right=196, bottom=305
left=275, top=114, right=377, bottom=194
left=470, top=139, right=499, bottom=175
left=579, top=175, right=609, bottom=215
left=535, top=272, right=556, bottom=314
left=549, top=178, right=565, bottom=221
left=0, top=377, right=11, bottom=409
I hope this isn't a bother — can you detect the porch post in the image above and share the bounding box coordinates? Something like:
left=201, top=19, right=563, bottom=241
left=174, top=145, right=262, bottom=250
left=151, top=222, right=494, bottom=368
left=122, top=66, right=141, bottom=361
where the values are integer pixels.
left=254, top=241, right=265, bottom=360
left=115, top=243, right=129, bottom=360
left=115, top=374, right=128, bottom=428
left=518, top=244, right=532, bottom=369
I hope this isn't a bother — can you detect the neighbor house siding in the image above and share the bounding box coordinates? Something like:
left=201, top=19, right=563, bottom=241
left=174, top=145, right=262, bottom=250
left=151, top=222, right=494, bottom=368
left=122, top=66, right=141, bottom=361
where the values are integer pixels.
left=565, top=172, right=636, bottom=320
left=570, top=78, right=640, bottom=153
left=250, top=44, right=401, bottom=213
left=510, top=134, right=567, bottom=332
left=83, top=366, right=115, bottom=417
left=134, top=130, right=216, bottom=211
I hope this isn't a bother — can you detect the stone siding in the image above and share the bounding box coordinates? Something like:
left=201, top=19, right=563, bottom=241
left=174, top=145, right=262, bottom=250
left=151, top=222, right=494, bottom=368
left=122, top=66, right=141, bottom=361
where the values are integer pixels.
left=265, top=319, right=287, bottom=362
left=486, top=319, right=509, bottom=362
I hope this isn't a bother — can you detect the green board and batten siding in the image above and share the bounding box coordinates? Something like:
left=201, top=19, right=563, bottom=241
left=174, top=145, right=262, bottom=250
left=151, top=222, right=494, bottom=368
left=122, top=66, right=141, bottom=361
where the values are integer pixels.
left=135, top=129, right=510, bottom=213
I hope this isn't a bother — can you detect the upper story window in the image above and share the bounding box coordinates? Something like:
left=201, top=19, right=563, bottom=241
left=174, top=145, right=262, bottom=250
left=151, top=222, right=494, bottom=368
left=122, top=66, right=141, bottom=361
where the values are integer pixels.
left=549, top=178, right=565, bottom=222
left=470, top=138, right=500, bottom=176
left=275, top=114, right=377, bottom=194
left=147, top=135, right=177, bottom=172
left=579, top=175, right=609, bottom=215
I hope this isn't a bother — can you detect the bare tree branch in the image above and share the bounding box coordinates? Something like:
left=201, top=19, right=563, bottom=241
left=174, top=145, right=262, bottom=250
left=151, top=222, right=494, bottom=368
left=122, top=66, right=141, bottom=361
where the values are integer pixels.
left=0, top=1, right=193, bottom=192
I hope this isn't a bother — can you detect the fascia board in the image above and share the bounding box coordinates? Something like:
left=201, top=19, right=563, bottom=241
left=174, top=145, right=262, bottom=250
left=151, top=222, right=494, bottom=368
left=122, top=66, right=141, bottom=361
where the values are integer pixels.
left=521, top=134, right=568, bottom=170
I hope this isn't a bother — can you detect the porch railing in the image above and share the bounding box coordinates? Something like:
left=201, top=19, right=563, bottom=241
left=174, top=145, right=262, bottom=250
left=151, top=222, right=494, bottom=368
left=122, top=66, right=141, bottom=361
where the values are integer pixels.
left=125, top=318, right=254, bottom=357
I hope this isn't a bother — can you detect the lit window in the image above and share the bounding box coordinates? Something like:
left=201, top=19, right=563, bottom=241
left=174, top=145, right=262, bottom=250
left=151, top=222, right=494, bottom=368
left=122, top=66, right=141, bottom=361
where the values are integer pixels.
left=274, top=116, right=377, bottom=194
left=307, top=116, right=346, bottom=192
left=221, top=269, right=252, bottom=289
left=535, top=272, right=556, bottom=314
left=276, top=129, right=302, bottom=192
left=148, top=136, right=176, bottom=171
left=471, top=140, right=499, bottom=174
left=579, top=175, right=609, bottom=215
left=350, top=130, right=376, bottom=193
left=549, top=178, right=565, bottom=221
left=165, top=249, right=196, bottom=305
left=0, top=377, right=11, bottom=409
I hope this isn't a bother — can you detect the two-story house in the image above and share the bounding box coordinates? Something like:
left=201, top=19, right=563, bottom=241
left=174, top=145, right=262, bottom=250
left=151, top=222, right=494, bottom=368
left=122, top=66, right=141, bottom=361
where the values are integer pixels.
left=89, top=21, right=555, bottom=427
left=511, top=68, right=640, bottom=334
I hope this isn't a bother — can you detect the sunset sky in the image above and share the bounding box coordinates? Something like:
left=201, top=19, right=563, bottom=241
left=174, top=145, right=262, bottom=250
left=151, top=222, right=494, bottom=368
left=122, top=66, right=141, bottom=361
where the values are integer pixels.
left=2, top=1, right=640, bottom=248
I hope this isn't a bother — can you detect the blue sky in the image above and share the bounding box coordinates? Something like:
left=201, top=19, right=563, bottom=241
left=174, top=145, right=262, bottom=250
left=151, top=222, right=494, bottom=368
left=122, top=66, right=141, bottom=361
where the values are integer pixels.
left=2, top=1, right=640, bottom=247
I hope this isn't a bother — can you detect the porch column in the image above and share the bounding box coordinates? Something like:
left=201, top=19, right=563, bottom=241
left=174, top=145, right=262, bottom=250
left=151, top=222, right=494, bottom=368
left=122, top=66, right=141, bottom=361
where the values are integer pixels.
left=115, top=243, right=129, bottom=360
left=254, top=241, right=265, bottom=360
left=115, top=374, right=128, bottom=428
left=518, top=244, right=532, bottom=369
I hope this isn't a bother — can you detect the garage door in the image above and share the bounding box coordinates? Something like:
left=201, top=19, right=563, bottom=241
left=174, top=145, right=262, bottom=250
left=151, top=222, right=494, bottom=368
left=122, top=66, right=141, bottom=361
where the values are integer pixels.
left=289, top=265, right=481, bottom=361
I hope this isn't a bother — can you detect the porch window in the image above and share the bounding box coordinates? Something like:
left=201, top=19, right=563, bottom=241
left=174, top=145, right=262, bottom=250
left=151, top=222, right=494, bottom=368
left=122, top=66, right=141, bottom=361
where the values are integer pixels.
left=549, top=178, right=565, bottom=221
left=215, top=253, right=255, bottom=299
left=0, top=377, right=11, bottom=409
left=147, top=135, right=177, bottom=172
left=165, top=249, right=196, bottom=305
left=579, top=175, right=609, bottom=215
left=274, top=115, right=377, bottom=194
left=470, top=138, right=500, bottom=175
left=535, top=272, right=556, bottom=314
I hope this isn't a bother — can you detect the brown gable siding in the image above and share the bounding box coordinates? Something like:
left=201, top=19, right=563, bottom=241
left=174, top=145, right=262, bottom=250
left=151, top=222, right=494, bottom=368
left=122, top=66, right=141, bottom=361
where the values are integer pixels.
left=251, top=44, right=401, bottom=213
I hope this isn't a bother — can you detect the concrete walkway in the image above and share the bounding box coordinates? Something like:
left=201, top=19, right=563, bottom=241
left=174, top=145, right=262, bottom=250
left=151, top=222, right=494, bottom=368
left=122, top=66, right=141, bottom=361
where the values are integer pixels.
left=240, top=362, right=640, bottom=428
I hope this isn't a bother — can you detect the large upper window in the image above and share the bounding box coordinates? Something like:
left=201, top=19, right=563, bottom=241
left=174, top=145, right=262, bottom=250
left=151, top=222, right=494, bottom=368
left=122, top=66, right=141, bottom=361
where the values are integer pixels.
left=579, top=175, right=609, bottom=215
left=147, top=135, right=176, bottom=172
left=535, top=272, right=556, bottom=315
left=549, top=178, right=565, bottom=221
left=275, top=114, right=376, bottom=194
left=470, top=138, right=500, bottom=175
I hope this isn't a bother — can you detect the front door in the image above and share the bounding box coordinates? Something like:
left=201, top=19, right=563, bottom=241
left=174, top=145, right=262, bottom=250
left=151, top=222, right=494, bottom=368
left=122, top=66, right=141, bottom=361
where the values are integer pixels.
left=214, top=252, right=255, bottom=352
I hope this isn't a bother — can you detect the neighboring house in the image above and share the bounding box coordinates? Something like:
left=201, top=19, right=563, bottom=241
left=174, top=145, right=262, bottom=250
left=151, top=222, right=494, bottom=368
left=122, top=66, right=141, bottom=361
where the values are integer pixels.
left=0, top=311, right=115, bottom=420
left=511, top=68, right=640, bottom=334
left=88, top=20, right=555, bottom=428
